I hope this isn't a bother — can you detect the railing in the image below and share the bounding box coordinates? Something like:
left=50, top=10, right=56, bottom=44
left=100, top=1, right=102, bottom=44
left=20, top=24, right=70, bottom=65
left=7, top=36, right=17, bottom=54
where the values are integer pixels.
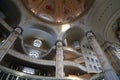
left=0, top=65, right=55, bottom=80
left=0, top=65, right=87, bottom=80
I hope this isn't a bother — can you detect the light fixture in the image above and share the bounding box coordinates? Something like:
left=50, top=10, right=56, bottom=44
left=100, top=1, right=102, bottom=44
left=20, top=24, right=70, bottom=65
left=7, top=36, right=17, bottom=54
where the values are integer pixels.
left=61, top=24, right=70, bottom=32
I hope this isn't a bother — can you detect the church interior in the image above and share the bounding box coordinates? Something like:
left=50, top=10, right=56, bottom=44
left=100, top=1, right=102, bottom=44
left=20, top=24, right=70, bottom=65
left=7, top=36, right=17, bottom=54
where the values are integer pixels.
left=0, top=0, right=120, bottom=80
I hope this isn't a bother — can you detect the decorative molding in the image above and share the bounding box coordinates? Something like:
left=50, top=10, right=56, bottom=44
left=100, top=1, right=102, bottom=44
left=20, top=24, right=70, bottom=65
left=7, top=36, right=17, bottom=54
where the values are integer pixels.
left=104, top=8, right=120, bottom=41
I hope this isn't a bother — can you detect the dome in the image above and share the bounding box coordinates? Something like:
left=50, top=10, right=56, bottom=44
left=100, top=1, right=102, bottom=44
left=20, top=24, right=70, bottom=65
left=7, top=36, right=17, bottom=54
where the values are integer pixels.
left=22, top=0, right=94, bottom=24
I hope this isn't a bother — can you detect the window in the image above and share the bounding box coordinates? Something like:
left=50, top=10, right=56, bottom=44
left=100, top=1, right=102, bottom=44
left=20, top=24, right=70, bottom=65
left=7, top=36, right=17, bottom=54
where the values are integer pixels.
left=94, top=66, right=97, bottom=70
left=90, top=47, right=93, bottom=51
left=89, top=52, right=91, bottom=55
left=99, top=67, right=102, bottom=70
left=83, top=45, right=85, bottom=48
left=33, top=39, right=42, bottom=47
left=87, top=57, right=89, bottom=60
left=96, top=59, right=98, bottom=62
left=91, top=58, right=94, bottom=62
left=87, top=46, right=89, bottom=49
left=89, top=64, right=92, bottom=69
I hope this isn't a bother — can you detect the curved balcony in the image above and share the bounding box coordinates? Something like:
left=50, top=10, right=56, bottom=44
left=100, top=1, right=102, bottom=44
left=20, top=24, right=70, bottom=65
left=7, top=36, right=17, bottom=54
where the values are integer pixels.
left=13, top=24, right=57, bottom=59
left=7, top=49, right=87, bottom=72
left=0, top=65, right=88, bottom=80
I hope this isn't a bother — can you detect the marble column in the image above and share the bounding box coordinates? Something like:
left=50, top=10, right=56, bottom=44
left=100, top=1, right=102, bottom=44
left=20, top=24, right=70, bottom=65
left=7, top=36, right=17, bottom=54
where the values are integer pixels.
left=0, top=27, right=22, bottom=61
left=55, top=41, right=64, bottom=79
left=86, top=31, right=119, bottom=80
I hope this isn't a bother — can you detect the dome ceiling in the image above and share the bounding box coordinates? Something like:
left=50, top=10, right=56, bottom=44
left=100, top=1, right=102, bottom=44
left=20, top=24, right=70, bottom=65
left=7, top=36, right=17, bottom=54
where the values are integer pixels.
left=22, top=0, right=94, bottom=24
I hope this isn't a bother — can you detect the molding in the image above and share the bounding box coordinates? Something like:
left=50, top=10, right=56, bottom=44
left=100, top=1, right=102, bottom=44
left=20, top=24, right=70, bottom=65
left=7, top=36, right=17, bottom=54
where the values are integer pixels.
left=8, top=49, right=87, bottom=72
left=104, top=8, right=120, bottom=40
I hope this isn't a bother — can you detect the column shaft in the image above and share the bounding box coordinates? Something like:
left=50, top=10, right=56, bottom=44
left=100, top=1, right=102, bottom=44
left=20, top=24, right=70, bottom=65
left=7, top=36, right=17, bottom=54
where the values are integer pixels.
left=0, top=27, right=21, bottom=61
left=86, top=31, right=119, bottom=80
left=55, top=41, right=64, bottom=79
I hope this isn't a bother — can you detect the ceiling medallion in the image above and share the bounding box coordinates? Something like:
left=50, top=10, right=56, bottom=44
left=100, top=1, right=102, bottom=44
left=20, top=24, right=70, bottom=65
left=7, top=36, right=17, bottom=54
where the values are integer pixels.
left=22, top=0, right=94, bottom=24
